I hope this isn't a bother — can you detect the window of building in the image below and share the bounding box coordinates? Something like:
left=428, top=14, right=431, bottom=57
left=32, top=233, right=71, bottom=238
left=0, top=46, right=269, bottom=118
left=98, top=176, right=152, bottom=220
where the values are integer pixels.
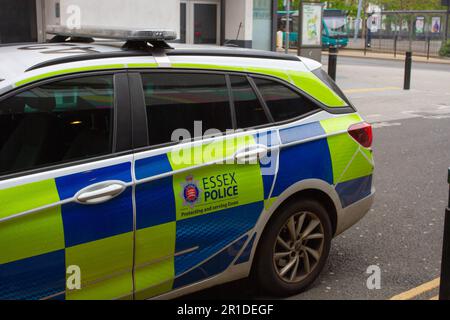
left=229, top=75, right=270, bottom=129
left=0, top=75, right=114, bottom=176
left=141, top=73, right=232, bottom=146
left=180, top=2, right=187, bottom=43
left=194, top=3, right=218, bottom=44
left=252, top=0, right=273, bottom=51
left=253, top=77, right=319, bottom=122
left=55, top=3, right=61, bottom=18
left=0, top=0, right=37, bottom=44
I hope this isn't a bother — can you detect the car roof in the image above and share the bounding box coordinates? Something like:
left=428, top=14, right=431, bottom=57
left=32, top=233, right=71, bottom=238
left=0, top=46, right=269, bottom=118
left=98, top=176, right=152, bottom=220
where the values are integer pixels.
left=0, top=41, right=124, bottom=81
left=0, top=41, right=321, bottom=94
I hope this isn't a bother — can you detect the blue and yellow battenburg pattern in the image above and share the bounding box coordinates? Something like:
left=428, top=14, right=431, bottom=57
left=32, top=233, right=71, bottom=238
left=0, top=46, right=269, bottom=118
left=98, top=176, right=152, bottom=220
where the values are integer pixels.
left=133, top=134, right=265, bottom=299
left=0, top=114, right=373, bottom=300
left=0, top=163, right=134, bottom=300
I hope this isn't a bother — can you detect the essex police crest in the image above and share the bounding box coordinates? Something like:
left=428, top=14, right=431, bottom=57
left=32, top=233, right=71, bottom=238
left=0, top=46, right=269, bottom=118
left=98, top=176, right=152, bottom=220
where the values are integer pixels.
left=180, top=175, right=202, bottom=208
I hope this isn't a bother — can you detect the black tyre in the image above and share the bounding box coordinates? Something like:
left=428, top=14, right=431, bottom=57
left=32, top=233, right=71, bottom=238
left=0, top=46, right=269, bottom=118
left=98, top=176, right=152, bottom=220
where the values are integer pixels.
left=253, top=198, right=332, bottom=297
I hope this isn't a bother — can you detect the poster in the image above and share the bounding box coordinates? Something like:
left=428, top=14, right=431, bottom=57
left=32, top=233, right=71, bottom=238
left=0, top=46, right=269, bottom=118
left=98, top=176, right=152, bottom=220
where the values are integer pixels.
left=415, top=16, right=425, bottom=34
left=431, top=17, right=441, bottom=33
left=301, top=3, right=322, bottom=47
left=401, top=20, right=409, bottom=31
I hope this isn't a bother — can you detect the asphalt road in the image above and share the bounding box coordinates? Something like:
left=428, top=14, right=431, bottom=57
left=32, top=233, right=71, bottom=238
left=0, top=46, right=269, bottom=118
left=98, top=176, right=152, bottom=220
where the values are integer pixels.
left=184, top=56, right=450, bottom=300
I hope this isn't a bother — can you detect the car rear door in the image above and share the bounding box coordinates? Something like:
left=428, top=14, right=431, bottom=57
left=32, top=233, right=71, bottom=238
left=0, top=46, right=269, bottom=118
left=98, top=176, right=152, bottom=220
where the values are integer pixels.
left=0, top=72, right=134, bottom=300
left=129, top=70, right=277, bottom=299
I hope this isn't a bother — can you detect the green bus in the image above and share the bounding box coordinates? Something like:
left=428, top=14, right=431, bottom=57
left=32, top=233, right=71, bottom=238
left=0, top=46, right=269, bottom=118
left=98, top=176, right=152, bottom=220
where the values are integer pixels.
left=278, top=9, right=349, bottom=48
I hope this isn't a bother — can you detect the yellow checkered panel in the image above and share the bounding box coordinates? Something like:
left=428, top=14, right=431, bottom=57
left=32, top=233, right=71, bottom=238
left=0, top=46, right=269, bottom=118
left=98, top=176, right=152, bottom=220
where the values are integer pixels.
left=0, top=162, right=134, bottom=300
left=133, top=135, right=267, bottom=299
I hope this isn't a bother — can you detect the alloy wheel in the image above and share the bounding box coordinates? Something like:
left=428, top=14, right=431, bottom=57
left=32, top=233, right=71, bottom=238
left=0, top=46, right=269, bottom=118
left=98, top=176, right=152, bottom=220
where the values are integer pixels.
left=273, top=211, right=325, bottom=283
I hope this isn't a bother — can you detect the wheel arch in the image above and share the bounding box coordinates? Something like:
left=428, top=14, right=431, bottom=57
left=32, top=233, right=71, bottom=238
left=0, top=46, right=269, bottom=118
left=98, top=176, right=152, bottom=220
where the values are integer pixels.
left=274, top=189, right=338, bottom=235
left=262, top=179, right=341, bottom=236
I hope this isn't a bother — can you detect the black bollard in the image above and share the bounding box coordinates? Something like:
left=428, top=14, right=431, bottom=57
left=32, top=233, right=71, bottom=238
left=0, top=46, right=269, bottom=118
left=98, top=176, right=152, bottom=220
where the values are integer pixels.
left=404, top=51, right=412, bottom=90
left=328, top=46, right=338, bottom=81
left=439, top=168, right=450, bottom=300
left=394, top=35, right=398, bottom=58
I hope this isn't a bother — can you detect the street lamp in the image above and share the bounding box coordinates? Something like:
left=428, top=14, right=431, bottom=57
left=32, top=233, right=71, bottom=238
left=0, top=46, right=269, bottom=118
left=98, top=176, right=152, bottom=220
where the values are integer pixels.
left=354, top=0, right=363, bottom=40
left=285, top=0, right=291, bottom=54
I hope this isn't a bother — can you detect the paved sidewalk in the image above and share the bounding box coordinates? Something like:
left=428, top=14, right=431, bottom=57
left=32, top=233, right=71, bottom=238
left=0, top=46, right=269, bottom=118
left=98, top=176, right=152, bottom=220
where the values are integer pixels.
left=346, top=38, right=443, bottom=57
left=279, top=48, right=450, bottom=65
left=324, top=49, right=450, bottom=65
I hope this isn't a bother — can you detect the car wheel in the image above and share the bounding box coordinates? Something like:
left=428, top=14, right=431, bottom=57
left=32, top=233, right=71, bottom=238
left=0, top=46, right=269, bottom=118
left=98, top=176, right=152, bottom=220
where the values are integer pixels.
left=253, top=198, right=332, bottom=297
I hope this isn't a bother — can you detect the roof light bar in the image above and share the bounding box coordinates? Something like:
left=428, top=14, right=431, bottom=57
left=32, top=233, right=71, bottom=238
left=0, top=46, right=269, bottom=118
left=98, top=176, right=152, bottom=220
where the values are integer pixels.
left=46, top=25, right=177, bottom=42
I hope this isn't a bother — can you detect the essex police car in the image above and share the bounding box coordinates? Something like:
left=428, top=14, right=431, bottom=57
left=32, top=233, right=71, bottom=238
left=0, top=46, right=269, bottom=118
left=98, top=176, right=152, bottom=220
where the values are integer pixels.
left=0, top=27, right=375, bottom=300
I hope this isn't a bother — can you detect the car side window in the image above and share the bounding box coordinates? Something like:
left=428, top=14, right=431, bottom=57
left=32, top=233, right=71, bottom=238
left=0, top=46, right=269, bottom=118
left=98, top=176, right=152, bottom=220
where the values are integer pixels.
left=229, top=75, right=270, bottom=129
left=0, top=75, right=114, bottom=176
left=252, top=77, right=319, bottom=122
left=141, top=72, right=232, bottom=146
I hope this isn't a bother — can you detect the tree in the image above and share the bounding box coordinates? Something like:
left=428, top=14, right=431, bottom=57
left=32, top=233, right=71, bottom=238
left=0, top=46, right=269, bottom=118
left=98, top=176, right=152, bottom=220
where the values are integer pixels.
left=326, top=0, right=360, bottom=17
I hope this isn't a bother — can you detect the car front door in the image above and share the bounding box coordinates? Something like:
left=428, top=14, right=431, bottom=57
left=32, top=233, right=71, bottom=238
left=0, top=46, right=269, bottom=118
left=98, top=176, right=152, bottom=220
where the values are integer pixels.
left=130, top=71, right=276, bottom=299
left=0, top=72, right=134, bottom=300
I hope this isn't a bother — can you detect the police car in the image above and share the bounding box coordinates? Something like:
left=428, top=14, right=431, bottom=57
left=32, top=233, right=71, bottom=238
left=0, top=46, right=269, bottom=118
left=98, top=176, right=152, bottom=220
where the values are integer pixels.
left=0, top=27, right=374, bottom=300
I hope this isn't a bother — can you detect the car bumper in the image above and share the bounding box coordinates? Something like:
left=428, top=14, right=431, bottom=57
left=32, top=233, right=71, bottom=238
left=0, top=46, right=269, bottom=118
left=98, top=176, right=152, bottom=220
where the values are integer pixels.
left=335, top=188, right=375, bottom=236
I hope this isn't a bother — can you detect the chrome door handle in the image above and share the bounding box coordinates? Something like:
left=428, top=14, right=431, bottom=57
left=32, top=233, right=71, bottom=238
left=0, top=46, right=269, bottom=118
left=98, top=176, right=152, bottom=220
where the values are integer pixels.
left=235, top=145, right=269, bottom=164
left=76, top=181, right=126, bottom=205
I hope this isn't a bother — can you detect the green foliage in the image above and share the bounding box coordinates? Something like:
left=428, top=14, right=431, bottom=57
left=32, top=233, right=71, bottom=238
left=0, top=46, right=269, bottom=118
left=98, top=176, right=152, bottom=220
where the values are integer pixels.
left=374, top=0, right=445, bottom=11
left=278, top=0, right=300, bottom=10
left=327, top=0, right=360, bottom=17
left=439, top=40, right=450, bottom=57
left=277, top=1, right=447, bottom=16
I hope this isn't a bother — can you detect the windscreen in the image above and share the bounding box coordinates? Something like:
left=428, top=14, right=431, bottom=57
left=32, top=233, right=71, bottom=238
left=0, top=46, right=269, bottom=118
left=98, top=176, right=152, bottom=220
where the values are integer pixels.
left=324, top=16, right=347, bottom=35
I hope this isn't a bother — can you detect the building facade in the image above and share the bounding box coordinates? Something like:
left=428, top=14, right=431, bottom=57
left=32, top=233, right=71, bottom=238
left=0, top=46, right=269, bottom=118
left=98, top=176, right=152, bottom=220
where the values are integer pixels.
left=0, top=0, right=277, bottom=51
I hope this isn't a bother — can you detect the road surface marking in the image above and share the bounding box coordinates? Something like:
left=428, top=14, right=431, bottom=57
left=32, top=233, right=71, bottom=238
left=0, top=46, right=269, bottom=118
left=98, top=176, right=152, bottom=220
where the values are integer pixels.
left=344, top=87, right=401, bottom=94
left=390, top=278, right=440, bottom=300
left=372, top=122, right=402, bottom=129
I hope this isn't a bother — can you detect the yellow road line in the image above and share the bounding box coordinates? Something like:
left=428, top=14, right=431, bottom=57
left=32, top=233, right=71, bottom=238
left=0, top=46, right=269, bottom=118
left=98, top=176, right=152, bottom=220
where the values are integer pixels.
left=390, top=278, right=440, bottom=300
left=343, top=87, right=401, bottom=94
left=430, top=295, right=439, bottom=300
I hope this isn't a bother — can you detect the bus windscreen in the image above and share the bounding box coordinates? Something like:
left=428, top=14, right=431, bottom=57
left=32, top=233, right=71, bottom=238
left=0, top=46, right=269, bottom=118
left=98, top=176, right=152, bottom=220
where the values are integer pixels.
left=324, top=16, right=347, bottom=35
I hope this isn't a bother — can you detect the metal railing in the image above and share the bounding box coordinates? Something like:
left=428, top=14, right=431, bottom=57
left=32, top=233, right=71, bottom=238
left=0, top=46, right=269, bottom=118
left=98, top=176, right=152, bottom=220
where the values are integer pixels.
left=347, top=10, right=449, bottom=58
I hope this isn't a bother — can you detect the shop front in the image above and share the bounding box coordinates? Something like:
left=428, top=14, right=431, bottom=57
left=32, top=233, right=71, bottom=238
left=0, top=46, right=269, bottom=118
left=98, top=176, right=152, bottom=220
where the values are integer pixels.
left=3, top=0, right=278, bottom=52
